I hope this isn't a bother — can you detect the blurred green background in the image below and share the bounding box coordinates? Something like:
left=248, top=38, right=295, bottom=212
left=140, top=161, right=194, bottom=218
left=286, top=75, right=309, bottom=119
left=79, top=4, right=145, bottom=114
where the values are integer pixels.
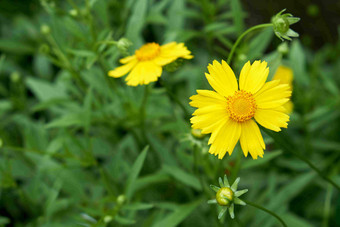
left=0, top=0, right=340, bottom=226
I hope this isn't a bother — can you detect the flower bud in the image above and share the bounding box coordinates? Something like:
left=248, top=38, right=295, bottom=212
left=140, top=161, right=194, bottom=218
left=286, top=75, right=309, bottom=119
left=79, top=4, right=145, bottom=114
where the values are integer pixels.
left=271, top=9, right=300, bottom=41
left=277, top=42, right=289, bottom=55
left=164, top=58, right=184, bottom=72
left=10, top=72, right=20, bottom=83
left=116, top=38, right=132, bottom=56
left=69, top=9, right=78, bottom=17
left=191, top=128, right=205, bottom=139
left=40, top=24, right=51, bottom=35
left=208, top=175, right=248, bottom=219
left=216, top=187, right=233, bottom=206
left=116, top=194, right=126, bottom=205
left=104, top=215, right=113, bottom=223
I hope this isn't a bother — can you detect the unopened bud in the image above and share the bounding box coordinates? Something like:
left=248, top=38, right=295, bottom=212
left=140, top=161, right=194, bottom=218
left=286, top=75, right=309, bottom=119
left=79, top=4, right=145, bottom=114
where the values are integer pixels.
left=116, top=194, right=126, bottom=205
left=69, top=9, right=78, bottom=17
left=40, top=24, right=51, bottom=35
left=271, top=9, right=300, bottom=41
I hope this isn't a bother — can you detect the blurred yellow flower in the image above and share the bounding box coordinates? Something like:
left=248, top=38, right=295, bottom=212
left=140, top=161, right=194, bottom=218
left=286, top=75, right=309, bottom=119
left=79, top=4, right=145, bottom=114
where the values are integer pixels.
left=190, top=60, right=291, bottom=159
left=108, top=42, right=193, bottom=86
left=273, top=65, right=294, bottom=113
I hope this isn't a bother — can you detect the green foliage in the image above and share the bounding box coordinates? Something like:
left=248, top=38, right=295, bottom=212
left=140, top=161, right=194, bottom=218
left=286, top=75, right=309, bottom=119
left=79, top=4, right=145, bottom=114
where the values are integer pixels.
left=0, top=0, right=339, bottom=226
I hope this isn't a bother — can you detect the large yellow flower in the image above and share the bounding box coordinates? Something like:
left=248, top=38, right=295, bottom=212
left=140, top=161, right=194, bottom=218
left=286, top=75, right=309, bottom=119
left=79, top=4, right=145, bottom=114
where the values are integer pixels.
left=190, top=60, right=291, bottom=159
left=108, top=42, right=193, bottom=86
left=273, top=65, right=293, bottom=113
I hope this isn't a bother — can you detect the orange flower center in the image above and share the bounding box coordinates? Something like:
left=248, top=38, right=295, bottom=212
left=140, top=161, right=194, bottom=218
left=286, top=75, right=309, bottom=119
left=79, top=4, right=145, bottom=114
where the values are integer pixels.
left=135, top=43, right=160, bottom=61
left=226, top=90, right=257, bottom=122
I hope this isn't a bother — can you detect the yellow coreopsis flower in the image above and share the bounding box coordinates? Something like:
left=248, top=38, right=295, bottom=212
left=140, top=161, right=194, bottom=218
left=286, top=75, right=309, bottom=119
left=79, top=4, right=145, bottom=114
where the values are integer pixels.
left=190, top=60, right=291, bottom=159
left=108, top=42, right=193, bottom=86
left=273, top=65, right=293, bottom=113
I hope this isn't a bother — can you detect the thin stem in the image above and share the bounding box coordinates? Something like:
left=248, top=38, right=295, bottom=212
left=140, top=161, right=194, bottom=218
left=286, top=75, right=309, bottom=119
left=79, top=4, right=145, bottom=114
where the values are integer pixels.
left=264, top=128, right=340, bottom=191
left=159, top=78, right=190, bottom=120
left=140, top=85, right=150, bottom=143
left=244, top=200, right=287, bottom=227
left=227, top=23, right=273, bottom=64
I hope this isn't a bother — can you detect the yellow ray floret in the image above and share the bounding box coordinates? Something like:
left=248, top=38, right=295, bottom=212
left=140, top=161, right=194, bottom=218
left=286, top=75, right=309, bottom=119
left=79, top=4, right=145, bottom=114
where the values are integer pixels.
left=273, top=65, right=294, bottom=113
left=190, top=60, right=291, bottom=159
left=108, top=42, right=193, bottom=86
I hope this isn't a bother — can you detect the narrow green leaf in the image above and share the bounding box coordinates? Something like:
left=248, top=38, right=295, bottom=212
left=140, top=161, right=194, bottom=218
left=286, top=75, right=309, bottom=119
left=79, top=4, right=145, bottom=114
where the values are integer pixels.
left=122, top=203, right=154, bottom=211
left=152, top=199, right=202, bottom=227
left=242, top=150, right=283, bottom=169
left=231, top=0, right=245, bottom=35
left=125, top=146, right=149, bottom=200
left=210, top=185, right=220, bottom=192
left=163, top=165, right=202, bottom=191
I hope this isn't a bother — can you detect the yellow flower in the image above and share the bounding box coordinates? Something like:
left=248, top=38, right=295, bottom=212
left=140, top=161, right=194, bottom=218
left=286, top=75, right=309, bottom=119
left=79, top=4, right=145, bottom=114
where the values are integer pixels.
left=108, top=42, right=193, bottom=86
left=273, top=65, right=294, bottom=113
left=190, top=60, right=291, bottom=159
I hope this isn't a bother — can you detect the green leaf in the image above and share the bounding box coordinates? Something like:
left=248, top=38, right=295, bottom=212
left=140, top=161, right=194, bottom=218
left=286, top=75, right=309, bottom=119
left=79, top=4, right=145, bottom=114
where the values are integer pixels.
left=126, top=0, right=148, bottom=49
left=247, top=28, right=273, bottom=60
left=152, top=199, right=202, bottom=227
left=0, top=39, right=35, bottom=54
left=242, top=150, right=283, bottom=169
left=45, top=113, right=84, bottom=129
left=282, top=213, right=313, bottom=227
left=231, top=0, right=245, bottom=35
left=115, top=215, right=136, bottom=225
left=122, top=203, right=154, bottom=210
left=0, top=216, right=10, bottom=225
left=26, top=77, right=68, bottom=102
left=163, top=165, right=202, bottom=191
left=289, top=40, right=309, bottom=87
left=125, top=146, right=149, bottom=200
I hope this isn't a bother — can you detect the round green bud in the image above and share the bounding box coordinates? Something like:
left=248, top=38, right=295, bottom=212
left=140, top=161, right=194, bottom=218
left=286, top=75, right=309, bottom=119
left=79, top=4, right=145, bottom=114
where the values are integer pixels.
left=117, top=38, right=132, bottom=50
left=104, top=215, right=113, bottom=223
left=216, top=187, right=233, bottom=206
left=10, top=72, right=20, bottom=83
left=116, top=194, right=126, bottom=205
left=191, top=128, right=205, bottom=139
left=69, top=9, right=78, bottom=17
left=272, top=16, right=289, bottom=34
left=40, top=24, right=51, bottom=35
left=277, top=42, right=289, bottom=55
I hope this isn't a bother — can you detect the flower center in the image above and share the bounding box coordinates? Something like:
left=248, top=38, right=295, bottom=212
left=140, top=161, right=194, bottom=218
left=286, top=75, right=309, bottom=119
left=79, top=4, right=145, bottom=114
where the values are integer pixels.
left=216, top=187, right=233, bottom=206
left=135, top=43, right=160, bottom=61
left=226, top=90, right=257, bottom=122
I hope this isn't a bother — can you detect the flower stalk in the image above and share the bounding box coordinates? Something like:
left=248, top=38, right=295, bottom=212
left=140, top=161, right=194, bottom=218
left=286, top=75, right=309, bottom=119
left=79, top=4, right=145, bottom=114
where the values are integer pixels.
left=243, top=200, right=287, bottom=227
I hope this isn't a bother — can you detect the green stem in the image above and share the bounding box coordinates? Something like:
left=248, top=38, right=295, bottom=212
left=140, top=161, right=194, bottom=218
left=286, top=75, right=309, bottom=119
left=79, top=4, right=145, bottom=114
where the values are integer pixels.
left=264, top=129, right=340, bottom=191
left=140, top=85, right=150, bottom=142
left=227, top=23, right=273, bottom=64
left=244, top=200, right=287, bottom=227
left=159, top=78, right=190, bottom=120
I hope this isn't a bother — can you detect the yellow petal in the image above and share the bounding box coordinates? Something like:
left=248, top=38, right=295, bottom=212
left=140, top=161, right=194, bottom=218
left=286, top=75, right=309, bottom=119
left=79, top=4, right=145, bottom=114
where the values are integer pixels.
left=254, top=109, right=289, bottom=132
left=254, top=80, right=291, bottom=109
left=125, top=61, right=162, bottom=86
left=154, top=42, right=193, bottom=66
left=208, top=119, right=241, bottom=159
left=273, top=65, right=293, bottom=87
left=240, top=120, right=265, bottom=159
left=239, top=60, right=269, bottom=94
left=190, top=90, right=228, bottom=134
left=189, top=90, right=226, bottom=108
left=205, top=60, right=238, bottom=97
left=283, top=101, right=293, bottom=114
left=108, top=60, right=137, bottom=78
left=120, top=55, right=136, bottom=64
